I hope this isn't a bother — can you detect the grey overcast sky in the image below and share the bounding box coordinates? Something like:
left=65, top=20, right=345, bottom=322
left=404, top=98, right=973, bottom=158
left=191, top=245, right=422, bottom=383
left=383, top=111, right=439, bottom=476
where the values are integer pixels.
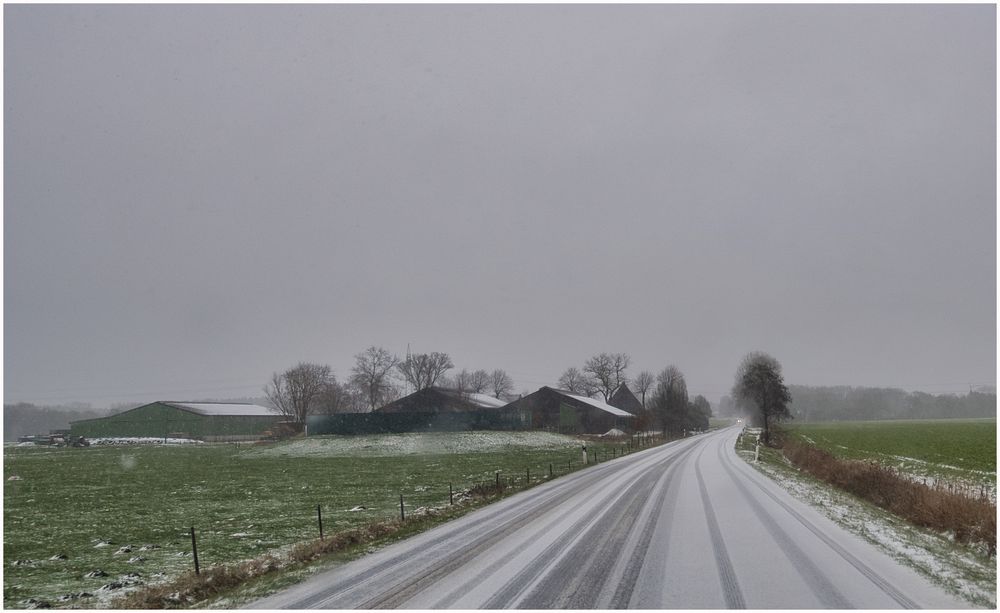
left=4, top=4, right=996, bottom=408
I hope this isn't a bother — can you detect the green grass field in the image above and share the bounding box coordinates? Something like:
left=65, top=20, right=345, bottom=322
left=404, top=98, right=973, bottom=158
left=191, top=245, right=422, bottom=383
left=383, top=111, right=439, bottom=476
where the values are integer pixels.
left=787, top=418, right=996, bottom=492
left=4, top=432, right=635, bottom=609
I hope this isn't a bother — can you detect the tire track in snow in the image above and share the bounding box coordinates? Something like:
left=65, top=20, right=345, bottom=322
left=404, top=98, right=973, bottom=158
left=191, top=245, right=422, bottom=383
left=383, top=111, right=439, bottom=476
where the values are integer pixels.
left=360, top=442, right=690, bottom=609
left=516, top=443, right=700, bottom=609
left=719, top=436, right=919, bottom=609
left=712, top=439, right=853, bottom=608
left=276, top=460, right=627, bottom=608
left=606, top=443, right=688, bottom=608
left=695, top=444, right=746, bottom=609
left=421, top=457, right=661, bottom=609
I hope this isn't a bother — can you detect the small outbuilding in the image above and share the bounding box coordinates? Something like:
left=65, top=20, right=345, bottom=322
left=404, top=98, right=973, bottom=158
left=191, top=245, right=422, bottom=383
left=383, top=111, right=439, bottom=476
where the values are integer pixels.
left=500, top=386, right=636, bottom=434
left=69, top=401, right=281, bottom=442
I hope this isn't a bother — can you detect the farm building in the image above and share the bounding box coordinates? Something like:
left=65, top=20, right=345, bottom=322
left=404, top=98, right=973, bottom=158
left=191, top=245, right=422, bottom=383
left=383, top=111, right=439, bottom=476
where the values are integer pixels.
left=377, top=387, right=508, bottom=413
left=500, top=386, right=636, bottom=434
left=608, top=384, right=644, bottom=415
left=609, top=384, right=655, bottom=430
left=69, top=402, right=281, bottom=441
left=307, top=388, right=521, bottom=435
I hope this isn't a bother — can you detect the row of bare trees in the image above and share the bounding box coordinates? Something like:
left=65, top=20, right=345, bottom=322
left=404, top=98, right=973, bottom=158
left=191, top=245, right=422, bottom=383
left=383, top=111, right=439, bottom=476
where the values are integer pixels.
left=558, top=353, right=641, bottom=401
left=265, top=348, right=517, bottom=422
left=557, top=353, right=657, bottom=405
left=556, top=353, right=714, bottom=435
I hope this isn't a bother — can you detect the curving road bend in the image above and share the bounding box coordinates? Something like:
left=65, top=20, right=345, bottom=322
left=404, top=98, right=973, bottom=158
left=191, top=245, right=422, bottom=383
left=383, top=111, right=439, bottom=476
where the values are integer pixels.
left=250, top=426, right=968, bottom=609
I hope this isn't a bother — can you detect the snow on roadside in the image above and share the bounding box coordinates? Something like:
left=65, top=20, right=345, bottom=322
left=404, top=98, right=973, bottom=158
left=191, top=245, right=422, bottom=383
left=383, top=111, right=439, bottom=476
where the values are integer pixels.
left=746, top=451, right=996, bottom=608
left=243, top=431, right=583, bottom=458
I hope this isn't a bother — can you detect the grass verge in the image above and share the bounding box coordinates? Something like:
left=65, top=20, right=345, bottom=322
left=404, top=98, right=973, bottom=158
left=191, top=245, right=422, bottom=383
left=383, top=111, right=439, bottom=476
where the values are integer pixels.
left=782, top=438, right=995, bottom=554
left=737, top=429, right=996, bottom=607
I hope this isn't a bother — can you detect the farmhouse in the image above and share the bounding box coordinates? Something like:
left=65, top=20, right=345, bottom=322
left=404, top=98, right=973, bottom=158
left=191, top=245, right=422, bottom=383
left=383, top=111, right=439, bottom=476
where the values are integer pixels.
left=308, top=388, right=517, bottom=435
left=500, top=386, right=636, bottom=434
left=69, top=401, right=281, bottom=441
left=376, top=387, right=508, bottom=413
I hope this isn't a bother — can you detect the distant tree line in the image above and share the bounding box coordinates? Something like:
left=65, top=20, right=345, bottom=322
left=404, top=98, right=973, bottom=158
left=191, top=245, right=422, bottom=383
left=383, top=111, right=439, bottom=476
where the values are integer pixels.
left=786, top=385, right=997, bottom=422
left=3, top=403, right=108, bottom=441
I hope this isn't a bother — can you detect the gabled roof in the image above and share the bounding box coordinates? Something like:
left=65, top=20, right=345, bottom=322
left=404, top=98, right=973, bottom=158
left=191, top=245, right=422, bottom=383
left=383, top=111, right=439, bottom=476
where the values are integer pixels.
left=376, top=387, right=507, bottom=413
left=69, top=401, right=279, bottom=425
left=547, top=388, right=635, bottom=417
left=163, top=402, right=277, bottom=417
left=435, top=389, right=508, bottom=409
left=609, top=384, right=644, bottom=414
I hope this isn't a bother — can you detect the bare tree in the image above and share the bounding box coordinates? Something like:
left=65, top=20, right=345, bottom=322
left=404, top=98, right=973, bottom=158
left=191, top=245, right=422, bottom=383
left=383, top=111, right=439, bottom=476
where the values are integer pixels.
left=558, top=367, right=597, bottom=396
left=490, top=369, right=515, bottom=399
left=350, top=346, right=399, bottom=411
left=633, top=371, right=655, bottom=408
left=397, top=352, right=454, bottom=391
left=733, top=351, right=791, bottom=444
left=264, top=362, right=333, bottom=424
left=452, top=369, right=472, bottom=392
left=691, top=394, right=712, bottom=430
left=583, top=352, right=631, bottom=401
left=470, top=370, right=491, bottom=394
left=337, top=382, right=371, bottom=413
left=652, top=365, right=688, bottom=435
left=313, top=379, right=350, bottom=415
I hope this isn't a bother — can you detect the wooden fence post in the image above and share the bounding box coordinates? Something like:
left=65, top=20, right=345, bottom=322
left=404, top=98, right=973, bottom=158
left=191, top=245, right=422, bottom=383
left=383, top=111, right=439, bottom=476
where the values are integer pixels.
left=190, top=526, right=200, bottom=575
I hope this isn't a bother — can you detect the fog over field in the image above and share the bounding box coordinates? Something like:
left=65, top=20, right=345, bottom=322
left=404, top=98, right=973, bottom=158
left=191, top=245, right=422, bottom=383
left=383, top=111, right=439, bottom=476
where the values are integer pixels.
left=4, top=5, right=995, bottom=409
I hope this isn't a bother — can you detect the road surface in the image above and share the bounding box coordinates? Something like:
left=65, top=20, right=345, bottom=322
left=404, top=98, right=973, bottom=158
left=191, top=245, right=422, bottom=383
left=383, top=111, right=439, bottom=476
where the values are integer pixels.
left=251, top=426, right=968, bottom=609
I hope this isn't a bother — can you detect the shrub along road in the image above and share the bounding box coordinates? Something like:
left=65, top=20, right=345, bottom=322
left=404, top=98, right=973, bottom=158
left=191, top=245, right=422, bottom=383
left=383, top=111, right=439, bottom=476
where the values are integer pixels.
left=250, top=426, right=967, bottom=609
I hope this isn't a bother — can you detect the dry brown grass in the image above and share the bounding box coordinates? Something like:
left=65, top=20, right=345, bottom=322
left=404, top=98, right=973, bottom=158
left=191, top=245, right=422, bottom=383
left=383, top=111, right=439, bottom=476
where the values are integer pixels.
left=113, top=554, right=286, bottom=608
left=782, top=439, right=996, bottom=555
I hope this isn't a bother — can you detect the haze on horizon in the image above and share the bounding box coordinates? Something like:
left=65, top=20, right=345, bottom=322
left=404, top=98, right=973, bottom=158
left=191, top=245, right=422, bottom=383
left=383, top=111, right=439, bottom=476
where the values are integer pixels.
left=4, top=4, right=996, bottom=410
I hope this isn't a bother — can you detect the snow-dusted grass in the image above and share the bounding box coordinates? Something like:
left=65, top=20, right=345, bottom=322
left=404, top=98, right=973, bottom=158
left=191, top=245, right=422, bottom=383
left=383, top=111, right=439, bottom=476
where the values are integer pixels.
left=3, top=431, right=615, bottom=609
left=744, top=442, right=996, bottom=608
left=245, top=431, right=581, bottom=458
left=90, top=437, right=204, bottom=446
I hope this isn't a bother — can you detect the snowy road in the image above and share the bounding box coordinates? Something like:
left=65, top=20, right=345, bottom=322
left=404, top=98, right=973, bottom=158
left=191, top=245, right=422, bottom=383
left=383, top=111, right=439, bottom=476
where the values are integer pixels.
left=250, top=426, right=967, bottom=609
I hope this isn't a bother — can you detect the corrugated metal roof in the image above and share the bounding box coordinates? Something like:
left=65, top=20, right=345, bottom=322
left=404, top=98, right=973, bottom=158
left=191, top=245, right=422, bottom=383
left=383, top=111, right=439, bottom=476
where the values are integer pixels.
left=465, top=393, right=508, bottom=409
left=165, top=402, right=278, bottom=417
left=557, top=391, right=635, bottom=417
